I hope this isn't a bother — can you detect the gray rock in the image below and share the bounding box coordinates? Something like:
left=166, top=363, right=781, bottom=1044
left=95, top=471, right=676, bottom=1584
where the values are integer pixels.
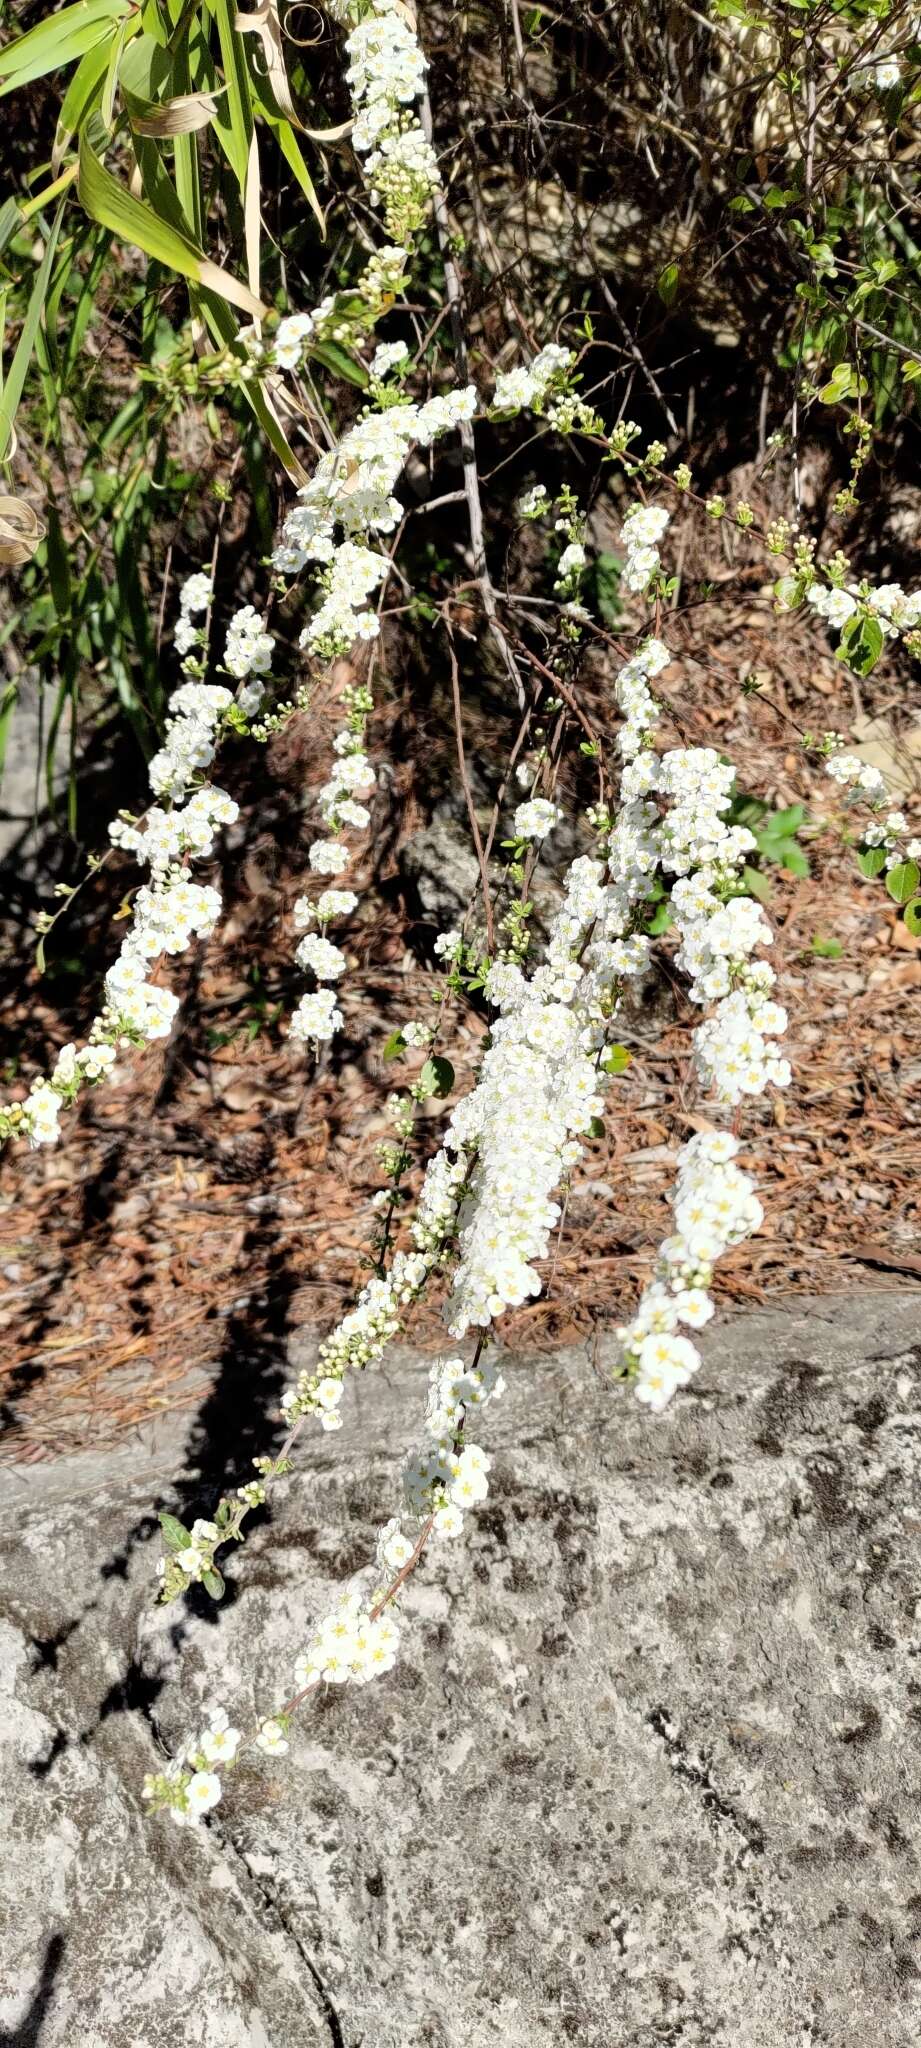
left=400, top=808, right=484, bottom=926
left=1, top=1289, right=920, bottom=2046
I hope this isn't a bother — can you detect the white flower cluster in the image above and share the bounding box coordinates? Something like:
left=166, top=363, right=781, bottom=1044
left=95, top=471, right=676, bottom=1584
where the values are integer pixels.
left=797, top=575, right=921, bottom=653
left=142, top=1705, right=242, bottom=1828
left=862, top=809, right=921, bottom=866
left=331, top=0, right=439, bottom=238
left=264, top=0, right=438, bottom=381
left=2, top=573, right=252, bottom=1147
left=621, top=503, right=670, bottom=593
left=616, top=1133, right=763, bottom=1410
left=293, top=1591, right=400, bottom=1690
left=649, top=749, right=789, bottom=1105
left=825, top=749, right=887, bottom=804
left=491, top=343, right=575, bottom=414
left=146, top=572, right=228, bottom=800
left=370, top=338, right=410, bottom=382
left=289, top=719, right=375, bottom=1050
left=443, top=857, right=614, bottom=1336
left=400, top=1350, right=505, bottom=1538
left=263, top=1349, right=506, bottom=1756
left=272, top=388, right=477, bottom=654
left=512, top=797, right=562, bottom=841
left=223, top=603, right=273, bottom=718
left=279, top=1141, right=469, bottom=1428
left=517, top=483, right=549, bottom=520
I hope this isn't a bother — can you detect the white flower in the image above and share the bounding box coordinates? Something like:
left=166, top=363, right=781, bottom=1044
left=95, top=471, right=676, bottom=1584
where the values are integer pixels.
left=290, top=989, right=344, bottom=1045
left=185, top=1770, right=222, bottom=1817
left=179, top=572, right=213, bottom=616
left=370, top=339, right=410, bottom=379
left=317, top=887, right=358, bottom=920
left=295, top=933, right=347, bottom=981
left=513, top=798, right=562, bottom=841
left=255, top=1719, right=289, bottom=1756
left=200, top=1724, right=241, bottom=1764
left=308, top=840, right=350, bottom=875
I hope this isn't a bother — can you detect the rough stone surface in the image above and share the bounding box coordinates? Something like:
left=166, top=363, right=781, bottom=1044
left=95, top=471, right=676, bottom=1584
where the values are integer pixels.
left=2, top=1290, right=921, bottom=2046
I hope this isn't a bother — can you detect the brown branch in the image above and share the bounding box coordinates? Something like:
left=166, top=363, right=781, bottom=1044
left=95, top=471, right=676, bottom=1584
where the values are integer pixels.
left=420, top=86, right=528, bottom=709
left=445, top=626, right=497, bottom=953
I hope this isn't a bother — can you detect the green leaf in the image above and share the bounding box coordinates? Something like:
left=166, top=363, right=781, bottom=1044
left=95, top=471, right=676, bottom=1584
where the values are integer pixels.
left=200, top=291, right=307, bottom=482
left=901, top=358, right=921, bottom=384
left=838, top=613, right=883, bottom=677
left=45, top=506, right=72, bottom=620
left=207, top=0, right=253, bottom=190
left=419, top=1055, right=455, bottom=1099
left=202, top=1567, right=225, bottom=1600
left=77, top=115, right=265, bottom=318
left=309, top=338, right=369, bottom=389
left=903, top=898, right=921, bottom=937
left=885, top=859, right=920, bottom=906
left=52, top=32, right=114, bottom=169
left=810, top=934, right=842, bottom=958
left=742, top=863, right=772, bottom=902
left=0, top=0, right=129, bottom=95
left=269, top=116, right=324, bottom=237
left=600, top=1043, right=631, bottom=1074
left=0, top=199, right=23, bottom=260
left=243, top=52, right=325, bottom=238
left=773, top=838, right=809, bottom=877
left=657, top=261, right=679, bottom=308
left=767, top=803, right=807, bottom=833
left=857, top=846, right=887, bottom=878
left=383, top=1029, right=406, bottom=1061
left=0, top=680, right=19, bottom=792
left=0, top=206, right=65, bottom=463
left=159, top=1511, right=191, bottom=1551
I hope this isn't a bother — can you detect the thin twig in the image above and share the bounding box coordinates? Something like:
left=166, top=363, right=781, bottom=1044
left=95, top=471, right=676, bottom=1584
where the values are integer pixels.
left=420, top=86, right=528, bottom=708
left=445, top=626, right=497, bottom=953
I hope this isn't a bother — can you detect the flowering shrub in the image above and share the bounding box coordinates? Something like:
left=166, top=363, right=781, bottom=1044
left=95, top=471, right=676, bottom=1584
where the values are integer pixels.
left=3, top=0, right=920, bottom=1838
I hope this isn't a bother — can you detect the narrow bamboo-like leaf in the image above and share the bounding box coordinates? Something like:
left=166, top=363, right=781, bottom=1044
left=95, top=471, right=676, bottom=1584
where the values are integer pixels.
left=0, top=680, right=19, bottom=792
left=201, top=289, right=308, bottom=481
left=262, top=108, right=324, bottom=237
left=244, top=125, right=261, bottom=311
left=0, top=207, right=65, bottom=463
left=117, top=26, right=172, bottom=101
left=77, top=117, right=265, bottom=317
left=45, top=506, right=73, bottom=618
left=101, top=11, right=133, bottom=127
left=309, top=337, right=368, bottom=388
left=52, top=34, right=112, bottom=170
left=208, top=0, right=253, bottom=189
left=0, top=0, right=129, bottom=94
left=130, top=89, right=222, bottom=135
left=0, top=199, right=23, bottom=259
